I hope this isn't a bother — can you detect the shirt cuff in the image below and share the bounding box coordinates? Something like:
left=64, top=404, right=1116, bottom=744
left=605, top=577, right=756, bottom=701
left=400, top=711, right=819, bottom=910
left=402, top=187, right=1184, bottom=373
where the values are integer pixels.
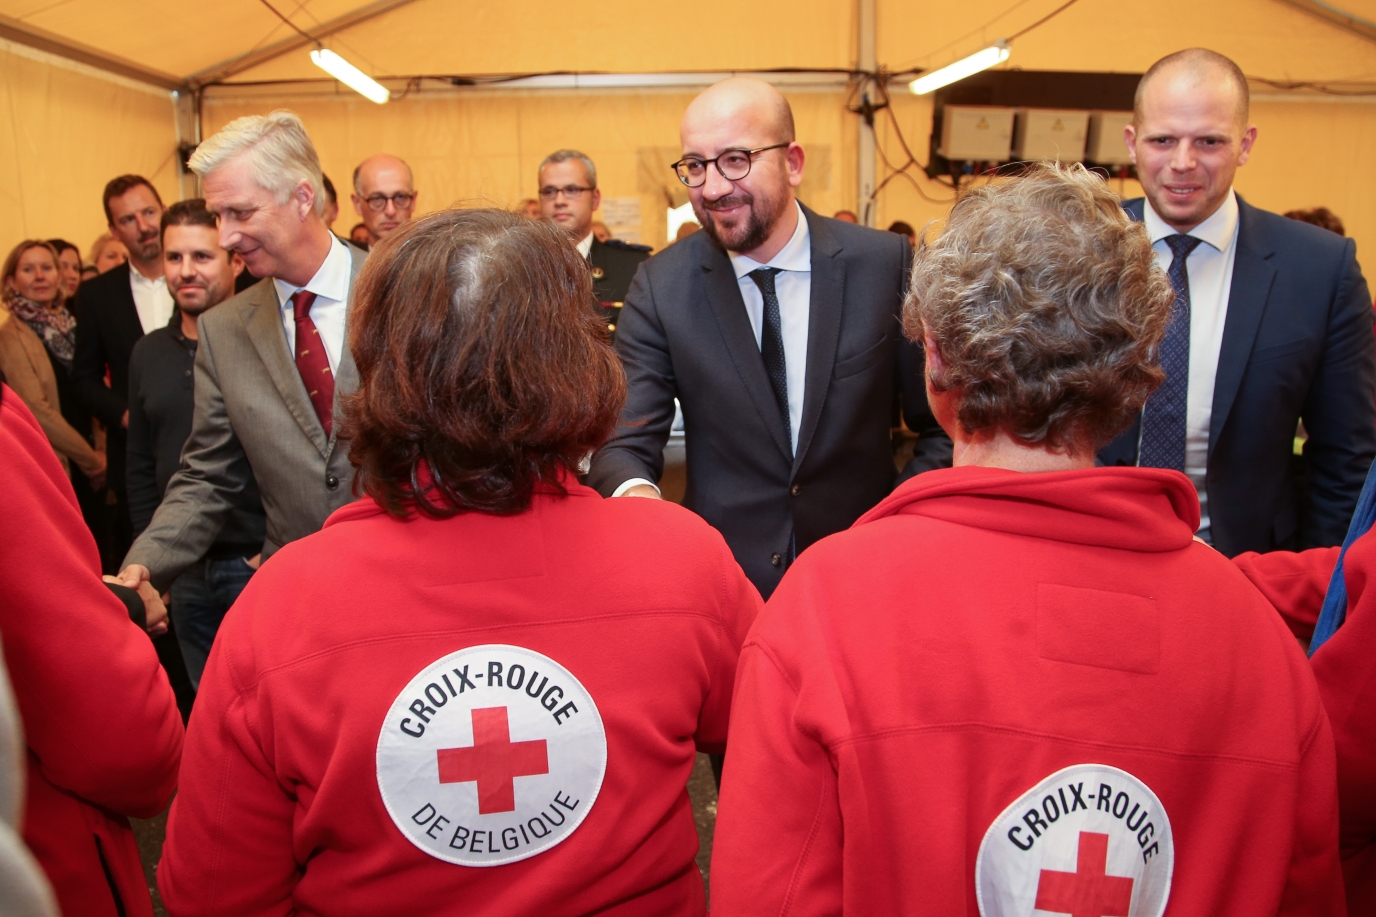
left=612, top=478, right=660, bottom=497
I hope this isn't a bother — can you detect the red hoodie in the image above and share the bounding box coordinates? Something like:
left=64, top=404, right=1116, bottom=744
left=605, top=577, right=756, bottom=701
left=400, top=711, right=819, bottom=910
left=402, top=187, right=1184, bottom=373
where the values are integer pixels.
left=1234, top=538, right=1376, bottom=911
left=158, top=482, right=760, bottom=917
left=711, top=465, right=1342, bottom=917
left=0, top=385, right=183, bottom=917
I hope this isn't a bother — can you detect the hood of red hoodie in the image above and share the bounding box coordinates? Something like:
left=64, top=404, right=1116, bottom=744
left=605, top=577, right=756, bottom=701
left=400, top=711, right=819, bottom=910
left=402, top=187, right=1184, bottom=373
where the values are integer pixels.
left=855, top=465, right=1201, bottom=553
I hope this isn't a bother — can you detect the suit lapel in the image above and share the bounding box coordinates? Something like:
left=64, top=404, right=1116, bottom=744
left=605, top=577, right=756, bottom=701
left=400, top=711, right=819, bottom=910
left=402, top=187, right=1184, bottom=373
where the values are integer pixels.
left=793, top=206, right=844, bottom=474
left=241, top=279, right=330, bottom=456
left=699, top=243, right=793, bottom=463
left=1210, top=198, right=1276, bottom=453
left=325, top=246, right=367, bottom=456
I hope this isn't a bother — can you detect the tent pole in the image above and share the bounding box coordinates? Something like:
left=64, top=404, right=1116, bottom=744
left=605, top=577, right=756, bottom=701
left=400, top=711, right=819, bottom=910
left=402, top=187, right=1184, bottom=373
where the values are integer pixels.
left=857, top=0, right=877, bottom=227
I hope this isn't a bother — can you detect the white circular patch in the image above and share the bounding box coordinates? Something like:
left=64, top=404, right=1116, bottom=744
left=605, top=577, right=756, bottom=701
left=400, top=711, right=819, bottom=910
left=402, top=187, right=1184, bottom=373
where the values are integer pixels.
left=976, top=764, right=1173, bottom=917
left=376, top=644, right=607, bottom=866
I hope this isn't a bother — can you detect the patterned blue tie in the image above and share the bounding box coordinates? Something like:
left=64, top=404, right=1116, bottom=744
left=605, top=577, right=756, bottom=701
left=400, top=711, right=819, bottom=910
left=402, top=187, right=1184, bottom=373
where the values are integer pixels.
left=748, top=267, right=791, bottom=453
left=1139, top=234, right=1202, bottom=470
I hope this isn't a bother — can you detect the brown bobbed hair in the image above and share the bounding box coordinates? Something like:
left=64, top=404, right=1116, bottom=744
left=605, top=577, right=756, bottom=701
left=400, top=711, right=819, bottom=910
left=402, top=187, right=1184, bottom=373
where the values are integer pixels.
left=904, top=163, right=1175, bottom=452
left=343, top=208, right=626, bottom=518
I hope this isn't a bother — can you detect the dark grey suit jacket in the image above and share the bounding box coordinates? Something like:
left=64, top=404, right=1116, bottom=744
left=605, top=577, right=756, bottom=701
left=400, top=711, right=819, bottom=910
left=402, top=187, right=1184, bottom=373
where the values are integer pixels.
left=1100, top=196, right=1376, bottom=556
left=124, top=246, right=365, bottom=590
left=588, top=204, right=950, bottom=597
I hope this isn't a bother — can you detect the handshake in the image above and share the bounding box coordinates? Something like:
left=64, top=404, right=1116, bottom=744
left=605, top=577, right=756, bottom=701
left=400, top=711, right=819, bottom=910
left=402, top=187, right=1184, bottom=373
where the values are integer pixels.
left=103, top=564, right=167, bottom=637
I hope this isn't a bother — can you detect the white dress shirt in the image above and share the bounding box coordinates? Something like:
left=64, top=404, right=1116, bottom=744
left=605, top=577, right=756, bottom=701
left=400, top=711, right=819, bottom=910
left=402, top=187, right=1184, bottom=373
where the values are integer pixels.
left=129, top=266, right=175, bottom=334
left=728, top=201, right=811, bottom=453
left=575, top=231, right=594, bottom=259
left=1141, top=190, right=1240, bottom=542
left=612, top=202, right=812, bottom=497
left=272, top=235, right=353, bottom=373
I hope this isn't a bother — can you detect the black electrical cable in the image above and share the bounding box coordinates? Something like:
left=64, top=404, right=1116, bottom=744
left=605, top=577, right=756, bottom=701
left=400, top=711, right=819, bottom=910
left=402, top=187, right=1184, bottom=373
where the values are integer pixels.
left=1006, top=0, right=1084, bottom=41
left=255, top=0, right=318, bottom=45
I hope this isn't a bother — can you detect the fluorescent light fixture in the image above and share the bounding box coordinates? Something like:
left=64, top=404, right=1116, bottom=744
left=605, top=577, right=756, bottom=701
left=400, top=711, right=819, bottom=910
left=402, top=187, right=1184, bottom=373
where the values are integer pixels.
left=310, top=48, right=390, bottom=104
left=909, top=41, right=1011, bottom=95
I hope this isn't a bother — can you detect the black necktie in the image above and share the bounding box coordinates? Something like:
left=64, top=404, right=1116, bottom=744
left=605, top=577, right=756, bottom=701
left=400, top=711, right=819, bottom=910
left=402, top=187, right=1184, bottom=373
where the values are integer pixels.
left=748, top=268, right=791, bottom=451
left=1139, top=234, right=1202, bottom=471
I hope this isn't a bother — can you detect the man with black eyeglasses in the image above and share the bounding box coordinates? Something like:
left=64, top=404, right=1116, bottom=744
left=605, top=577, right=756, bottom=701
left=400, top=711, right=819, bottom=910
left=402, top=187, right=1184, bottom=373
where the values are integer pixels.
left=588, top=77, right=951, bottom=599
left=350, top=154, right=418, bottom=244
left=538, top=149, right=650, bottom=316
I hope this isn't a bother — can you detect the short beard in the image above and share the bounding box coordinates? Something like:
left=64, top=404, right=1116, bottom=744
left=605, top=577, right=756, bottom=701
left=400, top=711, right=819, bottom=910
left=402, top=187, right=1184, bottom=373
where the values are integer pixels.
left=693, top=186, right=788, bottom=255
left=133, top=236, right=161, bottom=262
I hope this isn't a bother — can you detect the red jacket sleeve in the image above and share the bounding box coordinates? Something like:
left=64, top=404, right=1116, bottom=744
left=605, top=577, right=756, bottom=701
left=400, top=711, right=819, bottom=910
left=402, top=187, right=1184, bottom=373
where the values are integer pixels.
left=0, top=387, right=182, bottom=817
left=694, top=540, right=763, bottom=755
left=1233, top=547, right=1340, bottom=641
left=710, top=640, right=843, bottom=917
left=158, top=600, right=297, bottom=917
left=1278, top=711, right=1346, bottom=916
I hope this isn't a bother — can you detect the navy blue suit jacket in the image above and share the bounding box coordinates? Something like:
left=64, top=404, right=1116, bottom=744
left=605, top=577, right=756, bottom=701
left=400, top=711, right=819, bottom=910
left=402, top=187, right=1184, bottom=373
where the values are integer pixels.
left=588, top=204, right=951, bottom=597
left=1099, top=196, right=1376, bottom=556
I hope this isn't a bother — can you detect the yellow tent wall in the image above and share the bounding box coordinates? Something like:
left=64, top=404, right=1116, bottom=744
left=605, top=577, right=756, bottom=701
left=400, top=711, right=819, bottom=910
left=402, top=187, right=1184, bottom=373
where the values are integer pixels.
left=0, top=38, right=178, bottom=260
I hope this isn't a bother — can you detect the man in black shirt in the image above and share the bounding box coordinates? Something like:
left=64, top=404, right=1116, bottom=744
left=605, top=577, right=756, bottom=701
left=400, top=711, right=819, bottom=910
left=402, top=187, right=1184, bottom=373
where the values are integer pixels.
left=127, top=199, right=265, bottom=689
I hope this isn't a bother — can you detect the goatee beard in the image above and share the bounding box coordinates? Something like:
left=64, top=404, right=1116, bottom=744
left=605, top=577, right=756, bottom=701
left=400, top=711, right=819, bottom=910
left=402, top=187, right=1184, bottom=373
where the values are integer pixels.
left=694, top=193, right=782, bottom=255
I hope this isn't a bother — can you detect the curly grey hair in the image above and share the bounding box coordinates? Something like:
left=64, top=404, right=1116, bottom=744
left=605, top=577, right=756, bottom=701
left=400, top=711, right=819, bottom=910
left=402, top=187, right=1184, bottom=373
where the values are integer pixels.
left=904, top=163, right=1174, bottom=451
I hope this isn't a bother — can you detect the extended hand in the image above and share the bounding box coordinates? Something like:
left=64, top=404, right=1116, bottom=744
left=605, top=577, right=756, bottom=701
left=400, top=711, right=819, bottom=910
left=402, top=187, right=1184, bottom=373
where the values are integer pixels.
left=618, top=484, right=663, bottom=499
left=105, top=567, right=168, bottom=635
left=87, top=451, right=107, bottom=491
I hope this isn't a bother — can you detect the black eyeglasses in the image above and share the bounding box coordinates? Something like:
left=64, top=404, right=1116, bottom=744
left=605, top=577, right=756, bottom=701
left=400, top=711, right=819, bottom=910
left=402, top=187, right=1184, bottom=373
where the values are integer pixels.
left=538, top=185, right=594, bottom=200
left=671, top=143, right=790, bottom=187
left=361, top=192, right=416, bottom=212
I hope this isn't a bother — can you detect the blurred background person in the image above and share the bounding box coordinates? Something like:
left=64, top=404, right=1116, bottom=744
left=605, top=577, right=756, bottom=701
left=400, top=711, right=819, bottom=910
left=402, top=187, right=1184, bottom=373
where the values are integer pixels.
left=538, top=149, right=650, bottom=311
left=886, top=220, right=915, bottom=246
left=159, top=209, right=759, bottom=917
left=348, top=222, right=372, bottom=248
left=351, top=153, right=417, bottom=243
left=321, top=172, right=340, bottom=231
left=1285, top=206, right=1346, bottom=237
left=0, top=380, right=182, bottom=917
left=675, top=220, right=701, bottom=241
left=832, top=209, right=857, bottom=223
left=0, top=241, right=104, bottom=488
left=71, top=175, right=174, bottom=572
left=46, top=239, right=83, bottom=302
left=517, top=197, right=541, bottom=219
left=591, top=219, right=612, bottom=242
left=87, top=232, right=128, bottom=274
left=127, top=199, right=263, bottom=693
left=711, top=164, right=1343, bottom=916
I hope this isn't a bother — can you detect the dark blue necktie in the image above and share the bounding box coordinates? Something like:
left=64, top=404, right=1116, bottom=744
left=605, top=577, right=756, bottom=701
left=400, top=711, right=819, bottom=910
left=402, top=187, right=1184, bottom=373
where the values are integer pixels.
left=748, top=268, right=791, bottom=452
left=1139, top=234, right=1202, bottom=470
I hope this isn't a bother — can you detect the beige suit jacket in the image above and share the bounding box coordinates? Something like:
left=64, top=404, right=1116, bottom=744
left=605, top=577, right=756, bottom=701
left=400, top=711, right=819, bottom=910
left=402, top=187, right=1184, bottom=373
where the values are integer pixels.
left=0, top=310, right=100, bottom=477
left=125, top=246, right=365, bottom=590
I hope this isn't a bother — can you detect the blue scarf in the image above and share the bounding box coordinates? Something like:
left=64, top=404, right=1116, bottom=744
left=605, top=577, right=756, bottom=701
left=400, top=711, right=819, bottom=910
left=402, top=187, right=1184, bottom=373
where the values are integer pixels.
left=1311, top=462, right=1376, bottom=655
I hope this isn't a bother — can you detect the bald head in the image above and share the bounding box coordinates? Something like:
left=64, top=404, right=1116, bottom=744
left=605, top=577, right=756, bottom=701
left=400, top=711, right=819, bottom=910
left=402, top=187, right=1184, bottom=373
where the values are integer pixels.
left=1135, top=49, right=1249, bottom=129
left=351, top=153, right=417, bottom=240
left=682, top=77, right=795, bottom=148
left=678, top=77, right=805, bottom=261
left=352, top=154, right=414, bottom=195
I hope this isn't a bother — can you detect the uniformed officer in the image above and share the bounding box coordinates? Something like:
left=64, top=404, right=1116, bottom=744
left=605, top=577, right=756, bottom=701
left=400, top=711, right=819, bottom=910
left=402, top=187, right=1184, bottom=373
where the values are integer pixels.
left=537, top=150, right=650, bottom=334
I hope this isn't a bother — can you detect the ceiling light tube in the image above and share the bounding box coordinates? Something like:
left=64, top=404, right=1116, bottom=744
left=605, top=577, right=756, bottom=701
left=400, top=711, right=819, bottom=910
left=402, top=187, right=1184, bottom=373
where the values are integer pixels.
left=909, top=41, right=1011, bottom=95
left=310, top=48, right=390, bottom=104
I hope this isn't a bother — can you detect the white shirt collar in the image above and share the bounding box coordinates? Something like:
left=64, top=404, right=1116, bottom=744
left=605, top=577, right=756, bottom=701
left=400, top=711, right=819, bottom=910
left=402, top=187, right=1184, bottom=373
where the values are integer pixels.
left=730, top=201, right=811, bottom=279
left=575, top=231, right=594, bottom=259
left=1142, top=189, right=1239, bottom=253
left=273, top=235, right=352, bottom=307
left=128, top=266, right=166, bottom=289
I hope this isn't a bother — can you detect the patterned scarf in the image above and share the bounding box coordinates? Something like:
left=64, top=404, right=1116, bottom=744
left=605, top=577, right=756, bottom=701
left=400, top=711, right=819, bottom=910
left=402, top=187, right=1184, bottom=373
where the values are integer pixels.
left=5, top=292, right=76, bottom=370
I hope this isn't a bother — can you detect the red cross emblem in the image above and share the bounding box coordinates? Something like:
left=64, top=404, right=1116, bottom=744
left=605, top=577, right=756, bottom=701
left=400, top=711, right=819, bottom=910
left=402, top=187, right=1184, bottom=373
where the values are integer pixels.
left=437, top=706, right=549, bottom=814
left=1034, top=831, right=1134, bottom=917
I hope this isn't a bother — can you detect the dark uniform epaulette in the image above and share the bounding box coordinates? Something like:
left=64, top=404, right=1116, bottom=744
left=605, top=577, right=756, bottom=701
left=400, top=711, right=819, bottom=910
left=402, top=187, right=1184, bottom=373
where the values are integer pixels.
left=603, top=239, right=652, bottom=253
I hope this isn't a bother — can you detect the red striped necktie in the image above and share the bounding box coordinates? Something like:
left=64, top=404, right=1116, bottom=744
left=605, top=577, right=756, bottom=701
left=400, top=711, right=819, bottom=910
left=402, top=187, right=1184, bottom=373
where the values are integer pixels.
left=290, top=290, right=334, bottom=436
